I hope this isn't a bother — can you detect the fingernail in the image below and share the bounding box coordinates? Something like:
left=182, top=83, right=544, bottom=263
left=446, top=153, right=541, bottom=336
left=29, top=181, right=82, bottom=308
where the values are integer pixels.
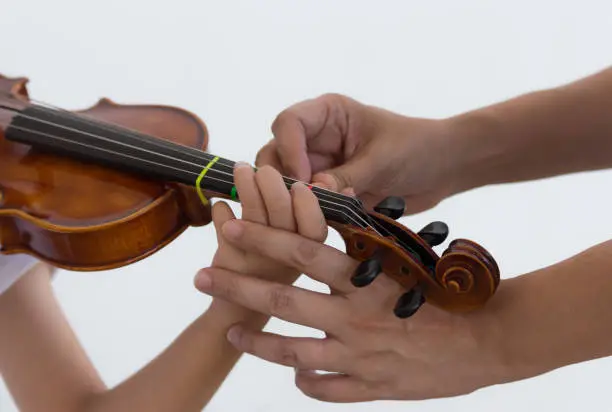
left=227, top=325, right=242, bottom=345
left=311, top=181, right=329, bottom=190
left=194, top=269, right=212, bottom=290
left=342, top=187, right=356, bottom=197
left=234, top=161, right=251, bottom=169
left=291, top=182, right=307, bottom=192
left=312, top=173, right=337, bottom=191
left=222, top=219, right=244, bottom=239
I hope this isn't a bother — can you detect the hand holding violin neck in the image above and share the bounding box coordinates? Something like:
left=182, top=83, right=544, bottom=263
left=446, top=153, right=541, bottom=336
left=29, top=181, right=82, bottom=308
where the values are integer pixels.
left=0, top=72, right=500, bottom=317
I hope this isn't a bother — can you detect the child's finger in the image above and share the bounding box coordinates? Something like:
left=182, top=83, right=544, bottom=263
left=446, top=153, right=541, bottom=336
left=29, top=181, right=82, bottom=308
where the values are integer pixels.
left=255, top=166, right=296, bottom=232
left=212, top=201, right=236, bottom=244
left=234, top=162, right=268, bottom=225
left=291, top=182, right=327, bottom=242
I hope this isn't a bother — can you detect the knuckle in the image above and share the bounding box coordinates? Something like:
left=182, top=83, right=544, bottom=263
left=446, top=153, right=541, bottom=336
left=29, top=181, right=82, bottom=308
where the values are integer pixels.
left=332, top=170, right=352, bottom=189
left=317, top=92, right=345, bottom=104
left=271, top=110, right=295, bottom=134
left=308, top=221, right=328, bottom=243
left=275, top=341, right=301, bottom=367
left=290, top=239, right=319, bottom=268
left=254, top=147, right=268, bottom=166
left=266, top=285, right=294, bottom=314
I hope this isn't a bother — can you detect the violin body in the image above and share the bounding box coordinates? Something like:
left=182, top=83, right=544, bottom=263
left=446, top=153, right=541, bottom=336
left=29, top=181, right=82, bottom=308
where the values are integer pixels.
left=0, top=73, right=500, bottom=317
left=0, top=75, right=212, bottom=270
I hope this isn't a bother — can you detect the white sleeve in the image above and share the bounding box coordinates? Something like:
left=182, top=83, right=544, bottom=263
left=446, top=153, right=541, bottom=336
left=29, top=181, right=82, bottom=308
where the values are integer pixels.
left=0, top=254, right=40, bottom=296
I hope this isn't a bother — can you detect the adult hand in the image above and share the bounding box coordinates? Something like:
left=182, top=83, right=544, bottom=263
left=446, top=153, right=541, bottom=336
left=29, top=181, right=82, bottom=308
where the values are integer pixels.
left=256, top=94, right=464, bottom=214
left=194, top=219, right=510, bottom=402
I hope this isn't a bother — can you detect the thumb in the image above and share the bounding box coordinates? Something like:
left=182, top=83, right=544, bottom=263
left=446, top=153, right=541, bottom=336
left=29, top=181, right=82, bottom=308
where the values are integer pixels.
left=311, top=158, right=371, bottom=193
left=211, top=201, right=236, bottom=244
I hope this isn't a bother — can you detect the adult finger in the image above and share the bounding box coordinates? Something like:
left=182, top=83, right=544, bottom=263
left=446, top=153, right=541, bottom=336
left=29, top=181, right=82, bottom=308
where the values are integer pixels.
left=270, top=97, right=331, bottom=181
left=227, top=326, right=353, bottom=373
left=295, top=371, right=382, bottom=403
left=195, top=267, right=348, bottom=332
left=254, top=140, right=284, bottom=172
left=220, top=219, right=357, bottom=294
left=310, top=146, right=377, bottom=194
left=254, top=165, right=295, bottom=232
left=291, top=182, right=327, bottom=242
left=234, top=162, right=268, bottom=225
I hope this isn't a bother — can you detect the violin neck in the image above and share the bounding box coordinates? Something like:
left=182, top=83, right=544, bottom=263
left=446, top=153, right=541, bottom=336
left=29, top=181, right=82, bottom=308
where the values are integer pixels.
left=5, top=104, right=367, bottom=228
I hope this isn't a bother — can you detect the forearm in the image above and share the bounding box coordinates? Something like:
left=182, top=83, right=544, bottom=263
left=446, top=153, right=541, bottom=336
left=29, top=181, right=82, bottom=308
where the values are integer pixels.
left=84, top=301, right=267, bottom=412
left=493, top=239, right=612, bottom=383
left=0, top=265, right=268, bottom=412
left=446, top=66, right=612, bottom=192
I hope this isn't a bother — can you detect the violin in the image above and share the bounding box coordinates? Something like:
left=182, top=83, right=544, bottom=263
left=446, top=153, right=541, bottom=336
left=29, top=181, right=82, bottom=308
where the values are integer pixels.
left=0, top=73, right=500, bottom=318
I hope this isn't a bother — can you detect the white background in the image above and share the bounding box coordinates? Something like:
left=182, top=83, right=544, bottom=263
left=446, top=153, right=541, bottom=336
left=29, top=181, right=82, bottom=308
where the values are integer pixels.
left=1, top=1, right=612, bottom=411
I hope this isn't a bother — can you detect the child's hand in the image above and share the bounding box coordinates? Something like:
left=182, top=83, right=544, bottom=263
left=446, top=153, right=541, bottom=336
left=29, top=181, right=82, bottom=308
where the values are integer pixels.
left=206, top=163, right=327, bottom=315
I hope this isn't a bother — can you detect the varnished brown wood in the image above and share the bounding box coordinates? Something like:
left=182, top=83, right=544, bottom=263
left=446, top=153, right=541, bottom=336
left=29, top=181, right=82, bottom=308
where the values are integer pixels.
left=331, top=210, right=500, bottom=312
left=0, top=72, right=500, bottom=314
left=0, top=75, right=211, bottom=270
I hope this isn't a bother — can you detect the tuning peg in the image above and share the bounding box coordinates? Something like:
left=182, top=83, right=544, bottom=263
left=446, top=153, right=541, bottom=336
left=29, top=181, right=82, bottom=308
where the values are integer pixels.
left=374, top=196, right=405, bottom=220
left=351, top=257, right=382, bottom=287
left=393, top=288, right=425, bottom=318
left=417, top=221, right=449, bottom=247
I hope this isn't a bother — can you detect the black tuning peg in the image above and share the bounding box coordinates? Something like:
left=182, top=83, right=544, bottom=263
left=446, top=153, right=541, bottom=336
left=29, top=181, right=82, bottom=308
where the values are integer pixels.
left=417, top=221, right=449, bottom=247
left=393, top=288, right=425, bottom=318
left=351, top=256, right=382, bottom=287
left=374, top=196, right=405, bottom=220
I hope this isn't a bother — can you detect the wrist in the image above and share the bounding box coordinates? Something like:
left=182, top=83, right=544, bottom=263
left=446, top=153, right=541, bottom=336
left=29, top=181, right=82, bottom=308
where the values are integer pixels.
left=488, top=274, right=567, bottom=384
left=486, top=243, right=612, bottom=385
left=439, top=109, right=508, bottom=196
left=205, top=299, right=270, bottom=330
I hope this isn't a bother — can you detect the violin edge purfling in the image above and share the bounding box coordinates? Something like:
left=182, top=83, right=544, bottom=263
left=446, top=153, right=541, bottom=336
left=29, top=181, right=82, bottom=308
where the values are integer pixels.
left=0, top=73, right=501, bottom=316
left=0, top=73, right=213, bottom=270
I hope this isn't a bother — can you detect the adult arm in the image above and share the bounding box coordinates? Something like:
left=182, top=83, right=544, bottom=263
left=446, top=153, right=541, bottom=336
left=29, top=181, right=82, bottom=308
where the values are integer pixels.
left=448, top=66, right=612, bottom=193
left=492, top=238, right=612, bottom=380
left=256, top=65, right=612, bottom=213
left=194, top=219, right=612, bottom=401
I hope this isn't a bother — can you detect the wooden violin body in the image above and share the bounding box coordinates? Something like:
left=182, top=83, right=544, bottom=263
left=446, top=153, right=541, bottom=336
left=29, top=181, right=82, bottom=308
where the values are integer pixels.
left=0, top=73, right=500, bottom=316
left=0, top=75, right=212, bottom=270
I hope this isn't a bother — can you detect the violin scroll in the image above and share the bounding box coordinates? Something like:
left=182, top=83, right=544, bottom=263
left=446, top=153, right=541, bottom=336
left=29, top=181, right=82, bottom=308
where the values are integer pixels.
left=1, top=72, right=499, bottom=318
left=431, top=238, right=500, bottom=310
left=331, top=198, right=500, bottom=317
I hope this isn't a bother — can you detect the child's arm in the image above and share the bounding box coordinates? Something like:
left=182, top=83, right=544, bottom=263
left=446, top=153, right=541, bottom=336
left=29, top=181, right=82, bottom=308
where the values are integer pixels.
left=0, top=261, right=267, bottom=412
left=0, top=163, right=325, bottom=412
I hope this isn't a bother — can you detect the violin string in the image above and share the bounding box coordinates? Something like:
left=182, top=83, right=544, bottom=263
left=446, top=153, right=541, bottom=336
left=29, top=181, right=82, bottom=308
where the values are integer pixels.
left=27, top=99, right=364, bottom=211
left=1, top=100, right=368, bottom=223
left=6, top=123, right=372, bottom=231
left=7, top=105, right=383, bottom=235
left=28, top=99, right=236, bottom=166
left=25, top=99, right=377, bottom=231
left=4, top=102, right=424, bottom=263
left=27, top=99, right=379, bottom=230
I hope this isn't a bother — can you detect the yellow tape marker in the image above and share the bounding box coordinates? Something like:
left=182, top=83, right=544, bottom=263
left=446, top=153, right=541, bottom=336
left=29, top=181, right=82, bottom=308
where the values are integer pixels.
left=196, top=156, right=219, bottom=206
